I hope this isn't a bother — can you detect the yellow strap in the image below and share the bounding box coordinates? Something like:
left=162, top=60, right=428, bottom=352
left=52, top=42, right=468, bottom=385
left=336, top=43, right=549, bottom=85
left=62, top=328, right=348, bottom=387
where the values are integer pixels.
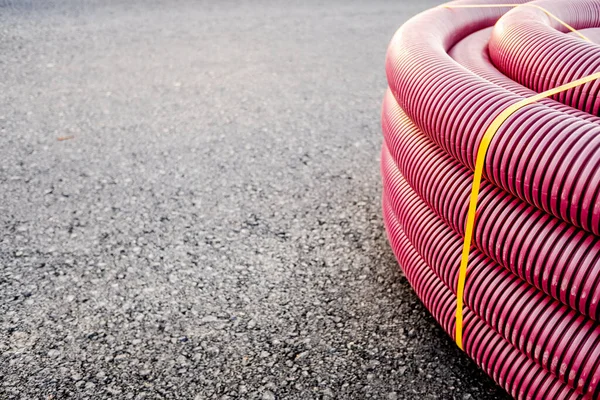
left=454, top=71, right=600, bottom=350
left=443, top=3, right=590, bottom=41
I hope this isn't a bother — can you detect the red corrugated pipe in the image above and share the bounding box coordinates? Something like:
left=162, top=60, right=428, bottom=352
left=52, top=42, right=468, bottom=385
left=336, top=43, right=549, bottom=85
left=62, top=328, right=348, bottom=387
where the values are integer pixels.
left=383, top=0, right=600, bottom=398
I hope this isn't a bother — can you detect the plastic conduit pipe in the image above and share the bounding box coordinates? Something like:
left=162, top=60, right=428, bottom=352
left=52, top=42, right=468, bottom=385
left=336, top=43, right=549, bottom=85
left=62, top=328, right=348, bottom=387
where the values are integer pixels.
left=382, top=0, right=600, bottom=398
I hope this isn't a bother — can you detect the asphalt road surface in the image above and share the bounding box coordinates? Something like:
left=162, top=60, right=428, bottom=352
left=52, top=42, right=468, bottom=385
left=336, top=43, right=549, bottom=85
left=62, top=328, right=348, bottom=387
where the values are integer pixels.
left=0, top=1, right=510, bottom=399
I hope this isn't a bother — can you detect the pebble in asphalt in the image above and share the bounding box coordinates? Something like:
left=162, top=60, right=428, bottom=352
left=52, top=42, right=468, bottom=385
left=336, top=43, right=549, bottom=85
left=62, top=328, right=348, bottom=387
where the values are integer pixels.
left=0, top=0, right=511, bottom=399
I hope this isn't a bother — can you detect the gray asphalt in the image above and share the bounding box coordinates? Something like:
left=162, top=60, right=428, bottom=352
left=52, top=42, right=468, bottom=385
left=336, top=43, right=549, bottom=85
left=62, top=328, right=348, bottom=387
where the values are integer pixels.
left=0, top=1, right=510, bottom=399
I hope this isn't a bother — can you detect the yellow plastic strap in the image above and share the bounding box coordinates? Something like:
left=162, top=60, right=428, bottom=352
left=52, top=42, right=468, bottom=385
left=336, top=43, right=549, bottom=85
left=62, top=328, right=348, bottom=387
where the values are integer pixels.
left=454, top=71, right=600, bottom=350
left=443, top=3, right=590, bottom=41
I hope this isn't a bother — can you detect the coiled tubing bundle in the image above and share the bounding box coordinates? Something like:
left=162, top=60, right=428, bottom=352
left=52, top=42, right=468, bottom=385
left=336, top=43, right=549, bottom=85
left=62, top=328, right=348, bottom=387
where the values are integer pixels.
left=382, top=0, right=600, bottom=398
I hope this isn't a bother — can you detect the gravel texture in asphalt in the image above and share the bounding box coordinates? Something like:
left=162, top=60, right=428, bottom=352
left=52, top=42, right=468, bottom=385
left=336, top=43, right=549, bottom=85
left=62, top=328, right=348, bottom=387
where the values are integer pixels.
left=0, top=1, right=510, bottom=399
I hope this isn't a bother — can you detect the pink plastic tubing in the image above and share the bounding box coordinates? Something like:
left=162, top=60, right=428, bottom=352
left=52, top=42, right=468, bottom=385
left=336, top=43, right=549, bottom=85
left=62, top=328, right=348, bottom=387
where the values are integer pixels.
left=383, top=0, right=600, bottom=398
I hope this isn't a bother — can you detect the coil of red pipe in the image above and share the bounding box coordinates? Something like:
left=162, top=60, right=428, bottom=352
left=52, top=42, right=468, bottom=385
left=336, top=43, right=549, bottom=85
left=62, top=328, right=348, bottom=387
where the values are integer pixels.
left=382, top=0, right=600, bottom=398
